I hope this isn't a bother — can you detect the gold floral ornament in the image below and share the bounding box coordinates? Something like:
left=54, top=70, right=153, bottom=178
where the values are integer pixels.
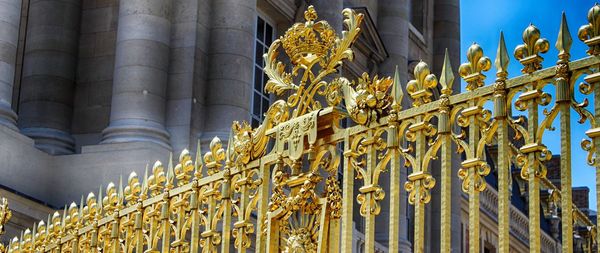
left=344, top=74, right=393, bottom=125
left=0, top=198, right=11, bottom=253
left=204, top=136, right=226, bottom=175
left=514, top=24, right=549, bottom=74
left=405, top=172, right=436, bottom=204
left=407, top=61, right=438, bottom=107
left=174, top=149, right=194, bottom=186
left=124, top=172, right=141, bottom=205
left=578, top=3, right=600, bottom=55
left=264, top=5, right=364, bottom=117
left=459, top=43, right=491, bottom=91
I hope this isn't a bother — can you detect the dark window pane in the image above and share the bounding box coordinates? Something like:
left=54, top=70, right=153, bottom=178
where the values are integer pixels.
left=252, top=118, right=259, bottom=128
left=253, top=93, right=261, bottom=115
left=257, top=18, right=265, bottom=41
left=255, top=43, right=262, bottom=65
left=265, top=24, right=273, bottom=45
left=254, top=66, right=262, bottom=91
left=262, top=71, right=268, bottom=91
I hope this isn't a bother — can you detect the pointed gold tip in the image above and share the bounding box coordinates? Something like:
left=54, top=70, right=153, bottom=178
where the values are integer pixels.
left=97, top=185, right=103, bottom=209
left=556, top=11, right=572, bottom=60
left=118, top=175, right=124, bottom=200
left=142, top=164, right=149, bottom=193
left=167, top=152, right=174, bottom=182
left=439, top=48, right=454, bottom=95
left=495, top=31, right=509, bottom=75
left=392, top=65, right=404, bottom=107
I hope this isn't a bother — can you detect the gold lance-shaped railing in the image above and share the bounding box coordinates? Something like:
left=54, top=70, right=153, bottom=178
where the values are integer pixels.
left=2, top=4, right=600, bottom=253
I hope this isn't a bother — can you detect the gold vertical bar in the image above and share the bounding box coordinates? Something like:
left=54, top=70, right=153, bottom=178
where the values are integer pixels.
left=388, top=125, right=400, bottom=253
left=414, top=116, right=426, bottom=253
left=134, top=211, right=143, bottom=253
left=590, top=74, right=600, bottom=253
left=556, top=13, right=574, bottom=252
left=528, top=92, right=541, bottom=253
left=255, top=160, right=270, bottom=253
left=364, top=130, right=375, bottom=253
left=161, top=198, right=170, bottom=253
left=190, top=184, right=199, bottom=253
left=495, top=32, right=510, bottom=253
left=221, top=172, right=232, bottom=253
left=558, top=69, right=573, bottom=253
left=110, top=221, right=119, bottom=253
left=439, top=50, right=454, bottom=253
left=439, top=127, right=451, bottom=252
left=497, top=115, right=510, bottom=253
left=341, top=135, right=354, bottom=253
left=468, top=111, right=480, bottom=253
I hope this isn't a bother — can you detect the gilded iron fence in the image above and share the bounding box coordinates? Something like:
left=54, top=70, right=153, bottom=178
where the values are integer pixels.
left=2, top=3, right=600, bottom=253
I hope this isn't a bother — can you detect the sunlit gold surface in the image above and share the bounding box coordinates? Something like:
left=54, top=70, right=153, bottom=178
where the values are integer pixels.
left=1, top=4, right=600, bottom=253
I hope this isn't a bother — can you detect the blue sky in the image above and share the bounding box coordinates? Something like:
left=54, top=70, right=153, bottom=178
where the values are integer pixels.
left=460, top=0, right=599, bottom=209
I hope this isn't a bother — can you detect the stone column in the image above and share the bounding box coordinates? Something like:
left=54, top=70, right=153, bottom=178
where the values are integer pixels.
left=18, top=0, right=80, bottom=155
left=0, top=0, right=21, bottom=130
left=377, top=0, right=411, bottom=251
left=202, top=0, right=256, bottom=141
left=432, top=0, right=461, bottom=252
left=101, top=0, right=171, bottom=148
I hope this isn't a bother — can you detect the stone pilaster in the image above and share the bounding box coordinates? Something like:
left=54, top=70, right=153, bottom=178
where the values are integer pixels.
left=0, top=0, right=21, bottom=130
left=377, top=0, right=411, bottom=251
left=202, top=0, right=256, bottom=142
left=432, top=0, right=461, bottom=252
left=101, top=0, right=171, bottom=149
left=18, top=0, right=80, bottom=155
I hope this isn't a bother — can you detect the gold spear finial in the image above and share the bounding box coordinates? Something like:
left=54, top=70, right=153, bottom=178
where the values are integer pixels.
left=194, top=140, right=203, bottom=178
left=556, top=11, right=572, bottom=62
left=166, top=152, right=174, bottom=188
left=141, top=164, right=149, bottom=200
left=391, top=65, right=404, bottom=111
left=495, top=31, right=510, bottom=79
left=439, top=48, right=455, bottom=96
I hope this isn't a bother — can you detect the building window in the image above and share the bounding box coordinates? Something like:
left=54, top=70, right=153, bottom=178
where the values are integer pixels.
left=251, top=16, right=275, bottom=128
left=410, top=0, right=425, bottom=34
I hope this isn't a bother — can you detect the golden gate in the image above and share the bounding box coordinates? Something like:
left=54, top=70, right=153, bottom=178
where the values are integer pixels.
left=1, top=3, right=600, bottom=253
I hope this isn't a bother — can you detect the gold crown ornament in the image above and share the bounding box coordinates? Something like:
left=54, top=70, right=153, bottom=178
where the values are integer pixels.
left=281, top=6, right=337, bottom=66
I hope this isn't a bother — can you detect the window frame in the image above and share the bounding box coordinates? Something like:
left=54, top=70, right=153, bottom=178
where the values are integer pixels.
left=250, top=13, right=276, bottom=128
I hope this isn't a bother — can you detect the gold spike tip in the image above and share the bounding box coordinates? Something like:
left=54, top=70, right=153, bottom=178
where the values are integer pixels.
left=167, top=152, right=174, bottom=184
left=391, top=65, right=404, bottom=110
left=439, top=48, right=455, bottom=95
left=556, top=11, right=572, bottom=61
left=495, top=32, right=510, bottom=78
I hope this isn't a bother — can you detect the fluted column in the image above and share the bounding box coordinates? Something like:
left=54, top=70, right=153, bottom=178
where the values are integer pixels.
left=18, top=0, right=80, bottom=155
left=101, top=0, right=171, bottom=148
left=0, top=0, right=21, bottom=130
left=202, top=0, right=256, bottom=141
left=432, top=0, right=461, bottom=252
left=377, top=0, right=411, bottom=251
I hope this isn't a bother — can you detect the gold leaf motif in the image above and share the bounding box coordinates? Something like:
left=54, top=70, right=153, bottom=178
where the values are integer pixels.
left=514, top=24, right=549, bottom=73
left=459, top=43, right=491, bottom=91
left=407, top=61, right=438, bottom=107
left=578, top=3, right=600, bottom=55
